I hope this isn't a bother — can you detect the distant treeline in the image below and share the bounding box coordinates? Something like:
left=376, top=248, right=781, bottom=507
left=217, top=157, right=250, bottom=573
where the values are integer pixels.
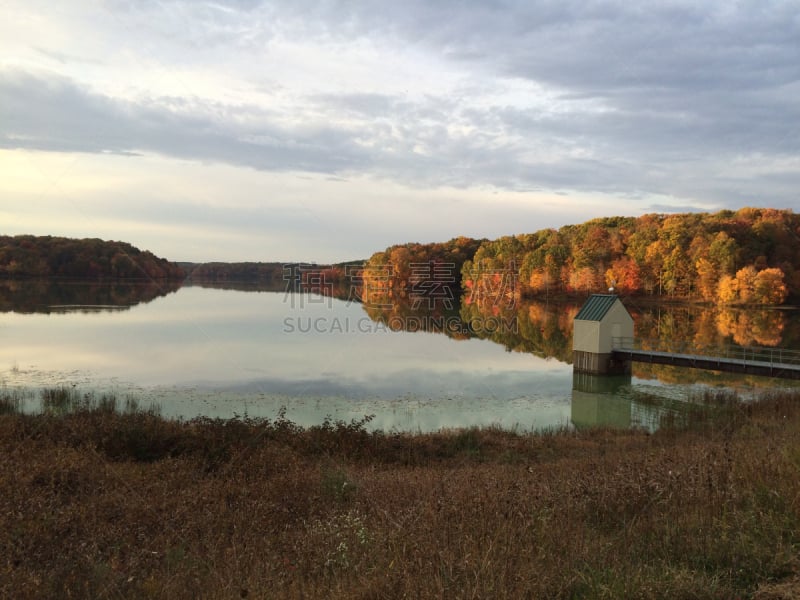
left=185, top=260, right=364, bottom=298
left=361, top=236, right=485, bottom=302
left=0, top=235, right=185, bottom=280
left=6, top=207, right=799, bottom=305
left=364, top=208, right=800, bottom=306
left=185, top=261, right=286, bottom=283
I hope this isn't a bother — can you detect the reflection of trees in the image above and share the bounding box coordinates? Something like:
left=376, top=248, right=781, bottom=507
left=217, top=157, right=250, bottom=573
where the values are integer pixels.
left=357, top=291, right=795, bottom=366
left=691, top=309, right=719, bottom=350
left=621, top=304, right=790, bottom=385
left=187, top=280, right=288, bottom=293
left=361, top=292, right=469, bottom=340
left=715, top=309, right=785, bottom=347
left=0, top=279, right=182, bottom=314
left=359, top=290, right=581, bottom=360
left=460, top=297, right=578, bottom=361
left=632, top=305, right=705, bottom=352
left=357, top=291, right=797, bottom=390
left=188, top=279, right=354, bottom=300
left=626, top=303, right=787, bottom=351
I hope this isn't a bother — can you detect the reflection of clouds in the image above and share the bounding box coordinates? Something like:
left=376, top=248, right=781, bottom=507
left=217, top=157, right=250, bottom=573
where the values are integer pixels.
left=3, top=288, right=574, bottom=432
left=146, top=390, right=573, bottom=434
left=205, top=366, right=572, bottom=401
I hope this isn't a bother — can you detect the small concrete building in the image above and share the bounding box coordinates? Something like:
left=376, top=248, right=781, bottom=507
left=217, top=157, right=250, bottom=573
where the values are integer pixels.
left=572, top=294, right=634, bottom=374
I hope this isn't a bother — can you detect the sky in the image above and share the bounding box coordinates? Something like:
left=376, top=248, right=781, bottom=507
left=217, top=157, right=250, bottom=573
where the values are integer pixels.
left=1, top=1, right=799, bottom=263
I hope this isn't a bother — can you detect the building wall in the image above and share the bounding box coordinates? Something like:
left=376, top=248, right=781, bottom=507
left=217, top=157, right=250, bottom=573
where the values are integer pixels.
left=573, top=350, right=607, bottom=373
left=573, top=350, right=632, bottom=375
left=572, top=320, right=600, bottom=353
left=596, top=301, right=634, bottom=353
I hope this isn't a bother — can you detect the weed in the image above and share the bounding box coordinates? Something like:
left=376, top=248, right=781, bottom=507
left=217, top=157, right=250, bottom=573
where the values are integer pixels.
left=0, top=389, right=25, bottom=414
left=320, top=463, right=357, bottom=503
left=304, top=510, right=371, bottom=574
left=2, top=387, right=800, bottom=597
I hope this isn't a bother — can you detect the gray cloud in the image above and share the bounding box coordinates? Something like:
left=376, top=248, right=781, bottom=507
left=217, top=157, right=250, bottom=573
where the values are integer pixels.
left=0, top=68, right=372, bottom=173
left=5, top=0, right=800, bottom=212
left=267, top=0, right=800, bottom=201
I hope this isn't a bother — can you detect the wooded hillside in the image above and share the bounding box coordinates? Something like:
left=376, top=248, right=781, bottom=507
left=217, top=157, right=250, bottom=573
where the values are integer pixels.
left=361, top=236, right=484, bottom=300
left=461, top=208, right=798, bottom=305
left=361, top=208, right=798, bottom=305
left=0, top=235, right=185, bottom=280
left=6, top=207, right=798, bottom=305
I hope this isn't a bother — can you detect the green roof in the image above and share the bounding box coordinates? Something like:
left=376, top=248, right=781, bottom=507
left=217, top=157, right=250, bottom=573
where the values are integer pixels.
left=574, top=294, right=620, bottom=322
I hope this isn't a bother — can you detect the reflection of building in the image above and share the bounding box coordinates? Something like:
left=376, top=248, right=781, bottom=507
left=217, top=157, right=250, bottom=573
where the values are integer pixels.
left=571, top=373, right=694, bottom=432
left=629, top=398, right=684, bottom=432
left=571, top=373, right=632, bottom=429
left=573, top=294, right=634, bottom=374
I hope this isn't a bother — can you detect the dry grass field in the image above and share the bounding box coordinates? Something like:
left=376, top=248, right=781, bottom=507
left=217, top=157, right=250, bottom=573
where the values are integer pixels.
left=2, top=388, right=800, bottom=599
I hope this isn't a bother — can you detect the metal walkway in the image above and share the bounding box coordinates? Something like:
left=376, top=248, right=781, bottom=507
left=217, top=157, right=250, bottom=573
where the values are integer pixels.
left=611, top=338, right=800, bottom=380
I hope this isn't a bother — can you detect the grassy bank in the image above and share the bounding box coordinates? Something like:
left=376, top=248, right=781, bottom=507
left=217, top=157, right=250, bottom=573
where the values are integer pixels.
left=2, top=388, right=800, bottom=598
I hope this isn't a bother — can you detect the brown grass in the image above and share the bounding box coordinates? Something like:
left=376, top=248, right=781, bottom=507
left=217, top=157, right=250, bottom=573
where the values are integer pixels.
left=2, top=388, right=800, bottom=598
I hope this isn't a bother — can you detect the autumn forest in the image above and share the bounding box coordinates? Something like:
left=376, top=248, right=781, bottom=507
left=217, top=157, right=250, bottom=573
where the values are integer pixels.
left=0, top=235, right=185, bottom=280
left=2, top=207, right=799, bottom=306
left=362, top=207, right=800, bottom=306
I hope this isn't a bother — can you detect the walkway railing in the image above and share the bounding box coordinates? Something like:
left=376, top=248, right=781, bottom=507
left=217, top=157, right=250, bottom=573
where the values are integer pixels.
left=611, top=337, right=800, bottom=368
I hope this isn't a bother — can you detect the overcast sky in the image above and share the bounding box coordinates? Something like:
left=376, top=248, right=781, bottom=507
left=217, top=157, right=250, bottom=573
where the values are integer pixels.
left=2, top=1, right=799, bottom=262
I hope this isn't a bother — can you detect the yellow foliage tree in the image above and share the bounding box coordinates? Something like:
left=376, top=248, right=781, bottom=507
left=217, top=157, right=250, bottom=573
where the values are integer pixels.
left=753, top=268, right=788, bottom=305
left=695, top=258, right=718, bottom=301
left=734, top=266, right=759, bottom=303
left=717, top=266, right=788, bottom=305
left=717, top=274, right=738, bottom=304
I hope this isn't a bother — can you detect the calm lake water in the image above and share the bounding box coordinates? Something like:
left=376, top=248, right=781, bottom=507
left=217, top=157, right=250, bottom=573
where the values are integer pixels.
left=1, top=281, right=795, bottom=431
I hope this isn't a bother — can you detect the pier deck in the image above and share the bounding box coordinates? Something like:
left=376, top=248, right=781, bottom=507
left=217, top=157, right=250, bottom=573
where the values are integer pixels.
left=611, top=340, right=800, bottom=380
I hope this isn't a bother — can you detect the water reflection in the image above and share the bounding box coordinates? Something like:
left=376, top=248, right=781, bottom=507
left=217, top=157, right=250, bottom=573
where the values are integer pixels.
left=571, top=373, right=634, bottom=429
left=569, top=372, right=790, bottom=433
left=0, top=279, right=181, bottom=313
left=6, top=279, right=795, bottom=360
left=2, top=279, right=799, bottom=431
left=570, top=374, right=685, bottom=432
left=360, top=293, right=799, bottom=384
left=186, top=279, right=291, bottom=293
left=461, top=296, right=795, bottom=357
left=1, top=284, right=575, bottom=431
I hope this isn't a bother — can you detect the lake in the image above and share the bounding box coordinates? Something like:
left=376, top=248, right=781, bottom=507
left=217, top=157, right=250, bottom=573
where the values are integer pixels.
left=1, top=280, right=797, bottom=431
